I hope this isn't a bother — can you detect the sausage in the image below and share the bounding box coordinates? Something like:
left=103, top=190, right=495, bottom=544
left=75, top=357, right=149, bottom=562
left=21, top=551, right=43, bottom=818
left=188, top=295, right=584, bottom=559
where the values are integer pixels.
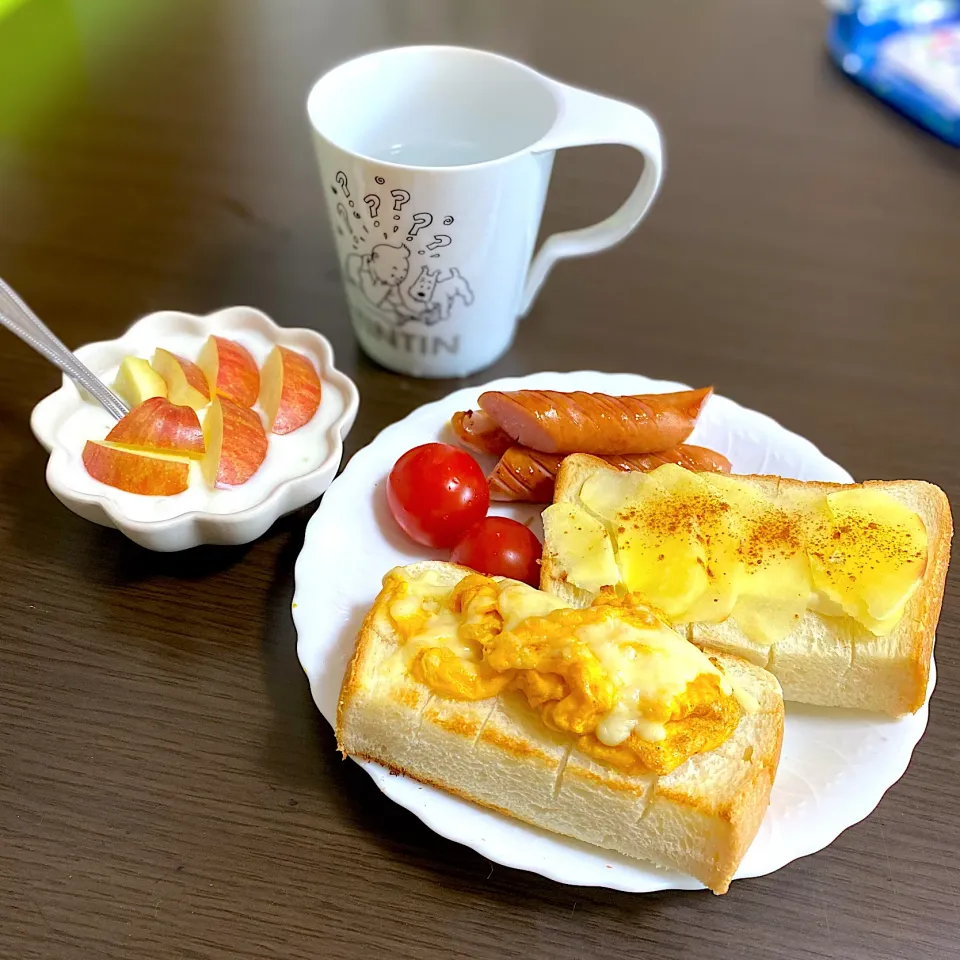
left=604, top=445, right=731, bottom=475
left=487, top=447, right=563, bottom=502
left=477, top=387, right=713, bottom=455
left=487, top=444, right=732, bottom=503
left=450, top=410, right=513, bottom=456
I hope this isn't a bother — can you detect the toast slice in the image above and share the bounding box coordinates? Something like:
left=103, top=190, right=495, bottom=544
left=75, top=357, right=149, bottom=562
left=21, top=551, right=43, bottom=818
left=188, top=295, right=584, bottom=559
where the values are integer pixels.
left=542, top=456, right=952, bottom=716
left=337, top=561, right=784, bottom=895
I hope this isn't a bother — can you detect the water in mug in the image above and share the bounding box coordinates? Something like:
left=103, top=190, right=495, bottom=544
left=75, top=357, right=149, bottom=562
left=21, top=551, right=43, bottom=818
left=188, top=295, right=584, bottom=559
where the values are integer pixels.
left=360, top=137, right=496, bottom=166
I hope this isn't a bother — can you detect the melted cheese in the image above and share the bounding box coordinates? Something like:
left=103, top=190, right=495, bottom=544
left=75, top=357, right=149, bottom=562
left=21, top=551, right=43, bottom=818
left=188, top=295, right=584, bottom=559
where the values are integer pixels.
left=383, top=567, right=741, bottom=775
left=577, top=619, right=725, bottom=744
left=808, top=489, right=927, bottom=633
left=541, top=504, right=619, bottom=593
left=550, top=465, right=927, bottom=643
left=385, top=570, right=482, bottom=690
left=496, top=581, right=567, bottom=630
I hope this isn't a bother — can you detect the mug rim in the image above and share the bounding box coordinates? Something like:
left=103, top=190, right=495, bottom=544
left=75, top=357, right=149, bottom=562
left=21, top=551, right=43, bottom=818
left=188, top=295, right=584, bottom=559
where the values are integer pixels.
left=305, top=45, right=560, bottom=173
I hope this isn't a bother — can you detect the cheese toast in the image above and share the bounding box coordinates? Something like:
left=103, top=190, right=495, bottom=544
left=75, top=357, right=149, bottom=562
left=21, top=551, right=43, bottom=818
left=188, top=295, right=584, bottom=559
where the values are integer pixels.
left=337, top=561, right=784, bottom=894
left=542, top=455, right=952, bottom=716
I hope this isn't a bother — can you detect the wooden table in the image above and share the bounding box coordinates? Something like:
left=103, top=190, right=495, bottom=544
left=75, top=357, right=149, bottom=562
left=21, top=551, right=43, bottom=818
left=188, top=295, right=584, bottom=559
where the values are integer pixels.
left=1, top=1, right=958, bottom=957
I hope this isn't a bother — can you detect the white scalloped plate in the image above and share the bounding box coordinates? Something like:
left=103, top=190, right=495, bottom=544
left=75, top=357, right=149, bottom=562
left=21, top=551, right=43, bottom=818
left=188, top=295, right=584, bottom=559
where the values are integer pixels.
left=293, top=371, right=934, bottom=892
left=30, top=307, right=359, bottom=551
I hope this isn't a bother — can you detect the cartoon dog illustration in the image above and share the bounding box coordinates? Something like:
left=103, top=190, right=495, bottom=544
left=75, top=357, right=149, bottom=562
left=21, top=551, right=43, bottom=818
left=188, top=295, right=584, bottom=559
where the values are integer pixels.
left=431, top=268, right=474, bottom=322
left=407, top=266, right=439, bottom=305
left=346, top=244, right=474, bottom=326
left=404, top=266, right=443, bottom=324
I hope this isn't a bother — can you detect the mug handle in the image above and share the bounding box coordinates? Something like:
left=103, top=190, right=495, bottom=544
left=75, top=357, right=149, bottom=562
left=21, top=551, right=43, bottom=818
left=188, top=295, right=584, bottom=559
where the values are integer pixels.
left=520, top=83, right=664, bottom=316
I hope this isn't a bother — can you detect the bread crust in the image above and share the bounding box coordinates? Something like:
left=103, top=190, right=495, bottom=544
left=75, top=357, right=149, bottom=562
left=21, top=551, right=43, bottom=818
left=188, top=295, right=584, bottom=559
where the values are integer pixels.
left=337, top=561, right=784, bottom=894
left=542, top=455, right=952, bottom=716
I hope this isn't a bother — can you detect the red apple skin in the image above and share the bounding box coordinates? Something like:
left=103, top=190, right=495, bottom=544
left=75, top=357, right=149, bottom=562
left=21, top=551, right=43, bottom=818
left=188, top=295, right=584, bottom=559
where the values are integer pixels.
left=200, top=336, right=260, bottom=407
left=104, top=397, right=205, bottom=459
left=261, top=346, right=322, bottom=434
left=82, top=441, right=189, bottom=495
left=203, top=397, right=268, bottom=487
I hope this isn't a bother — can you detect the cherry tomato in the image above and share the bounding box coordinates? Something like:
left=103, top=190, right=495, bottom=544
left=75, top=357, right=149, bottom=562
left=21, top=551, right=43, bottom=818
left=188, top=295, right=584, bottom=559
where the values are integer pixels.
left=451, top=516, right=543, bottom=586
left=387, top=443, right=489, bottom=548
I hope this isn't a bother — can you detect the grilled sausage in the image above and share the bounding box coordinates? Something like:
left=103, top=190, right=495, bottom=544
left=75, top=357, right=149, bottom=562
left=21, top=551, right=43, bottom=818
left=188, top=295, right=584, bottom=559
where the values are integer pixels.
left=477, top=387, right=713, bottom=455
left=487, top=443, right=732, bottom=503
left=450, top=409, right=513, bottom=456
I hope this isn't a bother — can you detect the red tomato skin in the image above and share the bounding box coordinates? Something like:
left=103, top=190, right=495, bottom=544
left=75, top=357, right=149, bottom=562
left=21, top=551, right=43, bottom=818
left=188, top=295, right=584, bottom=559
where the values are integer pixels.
left=386, top=443, right=489, bottom=548
left=451, top=517, right=543, bottom=586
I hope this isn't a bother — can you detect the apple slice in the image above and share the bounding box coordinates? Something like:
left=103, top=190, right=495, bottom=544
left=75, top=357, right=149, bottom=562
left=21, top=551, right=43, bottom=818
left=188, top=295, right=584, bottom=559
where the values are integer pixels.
left=198, top=336, right=260, bottom=407
left=104, top=397, right=205, bottom=460
left=202, top=396, right=268, bottom=487
left=113, top=356, right=167, bottom=407
left=259, top=345, right=322, bottom=434
left=152, top=348, right=210, bottom=410
left=83, top=441, right=189, bottom=496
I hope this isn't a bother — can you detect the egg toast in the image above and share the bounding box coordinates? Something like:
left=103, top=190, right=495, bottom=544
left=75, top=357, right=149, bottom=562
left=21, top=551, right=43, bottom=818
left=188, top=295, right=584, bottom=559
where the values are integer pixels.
left=337, top=561, right=784, bottom=895
left=542, top=456, right=952, bottom=717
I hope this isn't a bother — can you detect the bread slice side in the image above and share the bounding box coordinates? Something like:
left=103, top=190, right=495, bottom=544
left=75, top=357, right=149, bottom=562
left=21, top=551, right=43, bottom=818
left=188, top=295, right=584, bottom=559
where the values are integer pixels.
left=337, top=562, right=785, bottom=894
left=541, top=456, right=952, bottom=716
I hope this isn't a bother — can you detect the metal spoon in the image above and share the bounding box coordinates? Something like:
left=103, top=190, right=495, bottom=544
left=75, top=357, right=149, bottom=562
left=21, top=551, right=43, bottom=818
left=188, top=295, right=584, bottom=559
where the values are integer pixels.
left=0, top=277, right=129, bottom=420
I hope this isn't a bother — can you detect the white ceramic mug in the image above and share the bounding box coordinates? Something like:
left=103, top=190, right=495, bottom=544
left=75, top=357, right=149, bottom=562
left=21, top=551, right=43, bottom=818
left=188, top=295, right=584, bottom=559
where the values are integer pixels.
left=307, top=46, right=663, bottom=378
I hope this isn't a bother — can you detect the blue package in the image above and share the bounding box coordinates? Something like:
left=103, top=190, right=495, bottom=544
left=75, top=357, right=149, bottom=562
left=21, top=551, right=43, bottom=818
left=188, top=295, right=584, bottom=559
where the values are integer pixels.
left=827, top=0, right=960, bottom=145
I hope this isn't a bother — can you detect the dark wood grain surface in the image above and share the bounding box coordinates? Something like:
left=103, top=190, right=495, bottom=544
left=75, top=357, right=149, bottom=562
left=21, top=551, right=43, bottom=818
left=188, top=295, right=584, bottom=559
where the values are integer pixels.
left=1, top=1, right=958, bottom=957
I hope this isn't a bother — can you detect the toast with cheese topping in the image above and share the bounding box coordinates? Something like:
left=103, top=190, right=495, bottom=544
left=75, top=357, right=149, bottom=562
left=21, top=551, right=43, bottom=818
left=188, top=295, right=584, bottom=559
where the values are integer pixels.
left=541, top=456, right=952, bottom=716
left=337, top=561, right=784, bottom=894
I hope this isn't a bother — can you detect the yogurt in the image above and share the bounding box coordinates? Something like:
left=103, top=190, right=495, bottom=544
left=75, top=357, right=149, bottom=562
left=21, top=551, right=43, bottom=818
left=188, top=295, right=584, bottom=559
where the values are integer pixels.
left=56, top=329, right=346, bottom=522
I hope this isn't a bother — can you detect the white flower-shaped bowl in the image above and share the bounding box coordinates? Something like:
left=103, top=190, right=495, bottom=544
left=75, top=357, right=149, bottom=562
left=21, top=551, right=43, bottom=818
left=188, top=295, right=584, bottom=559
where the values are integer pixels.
left=30, top=307, right=359, bottom=551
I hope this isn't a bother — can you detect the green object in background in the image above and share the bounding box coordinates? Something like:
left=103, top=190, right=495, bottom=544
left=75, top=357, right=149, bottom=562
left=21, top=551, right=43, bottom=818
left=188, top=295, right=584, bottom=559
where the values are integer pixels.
left=0, top=0, right=32, bottom=18
left=0, top=0, right=167, bottom=139
left=0, top=0, right=83, bottom=138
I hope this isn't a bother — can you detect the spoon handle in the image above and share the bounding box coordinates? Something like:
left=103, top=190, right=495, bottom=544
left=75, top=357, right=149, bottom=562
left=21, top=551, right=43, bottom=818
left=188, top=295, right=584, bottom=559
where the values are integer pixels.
left=0, top=278, right=129, bottom=421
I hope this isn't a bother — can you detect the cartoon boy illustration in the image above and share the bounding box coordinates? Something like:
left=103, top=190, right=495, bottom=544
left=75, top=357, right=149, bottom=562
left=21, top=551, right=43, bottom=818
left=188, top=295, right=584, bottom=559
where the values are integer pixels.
left=345, top=241, right=474, bottom=326
left=346, top=242, right=435, bottom=324
left=346, top=242, right=408, bottom=306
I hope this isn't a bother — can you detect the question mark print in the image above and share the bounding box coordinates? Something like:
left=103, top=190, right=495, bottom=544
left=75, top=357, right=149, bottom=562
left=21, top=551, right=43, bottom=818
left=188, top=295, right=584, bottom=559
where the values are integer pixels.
left=407, top=212, right=433, bottom=241
left=336, top=202, right=353, bottom=234
left=375, top=176, right=385, bottom=184
left=364, top=194, right=381, bottom=219
left=390, top=189, right=410, bottom=212
left=425, top=234, right=451, bottom=250
left=335, top=171, right=349, bottom=197
left=443, top=216, right=454, bottom=225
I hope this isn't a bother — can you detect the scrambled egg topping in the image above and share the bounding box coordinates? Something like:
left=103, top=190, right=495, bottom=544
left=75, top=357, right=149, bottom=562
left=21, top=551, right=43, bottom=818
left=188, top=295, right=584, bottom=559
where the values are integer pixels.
left=542, top=465, right=927, bottom=644
left=387, top=570, right=742, bottom=776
